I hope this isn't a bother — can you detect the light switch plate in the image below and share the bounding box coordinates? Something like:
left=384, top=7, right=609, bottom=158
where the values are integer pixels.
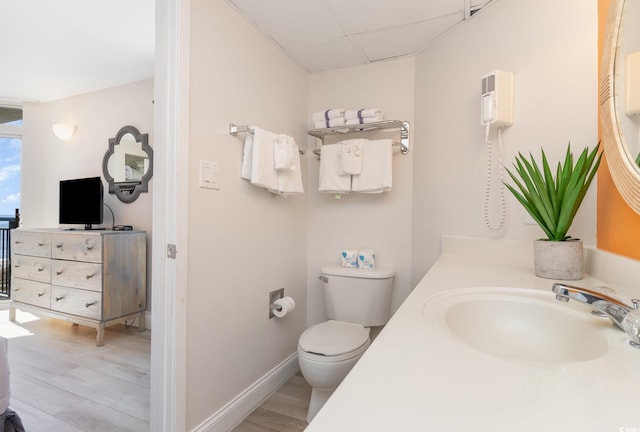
left=199, top=160, right=220, bottom=190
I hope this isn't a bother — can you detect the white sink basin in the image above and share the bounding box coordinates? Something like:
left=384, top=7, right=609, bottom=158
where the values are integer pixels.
left=422, top=287, right=609, bottom=364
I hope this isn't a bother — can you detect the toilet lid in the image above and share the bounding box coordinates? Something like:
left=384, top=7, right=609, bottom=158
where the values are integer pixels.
left=299, top=320, right=370, bottom=356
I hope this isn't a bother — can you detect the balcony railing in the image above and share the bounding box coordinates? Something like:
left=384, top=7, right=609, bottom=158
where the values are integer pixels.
left=0, top=213, right=19, bottom=298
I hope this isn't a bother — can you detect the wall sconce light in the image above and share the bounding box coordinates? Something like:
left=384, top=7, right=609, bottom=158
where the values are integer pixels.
left=52, top=123, right=76, bottom=141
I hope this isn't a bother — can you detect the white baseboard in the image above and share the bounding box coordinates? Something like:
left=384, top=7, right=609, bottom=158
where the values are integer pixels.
left=193, top=352, right=300, bottom=432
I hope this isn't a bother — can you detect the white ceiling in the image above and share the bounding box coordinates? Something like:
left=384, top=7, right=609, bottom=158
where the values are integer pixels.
left=227, top=0, right=490, bottom=72
left=0, top=0, right=155, bottom=103
left=0, top=0, right=489, bottom=103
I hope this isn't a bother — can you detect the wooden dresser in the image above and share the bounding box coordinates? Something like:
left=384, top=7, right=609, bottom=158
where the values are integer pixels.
left=10, top=228, right=146, bottom=346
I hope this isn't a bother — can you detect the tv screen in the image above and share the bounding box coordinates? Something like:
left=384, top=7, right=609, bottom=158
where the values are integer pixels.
left=59, top=177, right=104, bottom=230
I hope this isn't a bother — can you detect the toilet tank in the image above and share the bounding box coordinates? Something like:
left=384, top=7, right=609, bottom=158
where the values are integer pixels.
left=321, top=265, right=395, bottom=327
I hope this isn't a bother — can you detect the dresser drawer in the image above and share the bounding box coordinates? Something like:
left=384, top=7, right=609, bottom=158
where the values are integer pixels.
left=12, top=255, right=51, bottom=283
left=12, top=231, right=51, bottom=258
left=51, top=234, right=102, bottom=263
left=51, top=260, right=102, bottom=292
left=51, top=286, right=101, bottom=320
left=12, top=279, right=51, bottom=308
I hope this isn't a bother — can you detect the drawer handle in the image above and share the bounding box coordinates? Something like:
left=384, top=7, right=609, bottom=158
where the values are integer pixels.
left=56, top=270, right=63, bottom=275
left=38, top=242, right=45, bottom=246
left=14, top=240, right=21, bottom=244
left=55, top=296, right=65, bottom=302
left=84, top=301, right=97, bottom=308
left=86, top=244, right=94, bottom=251
left=85, top=273, right=95, bottom=280
left=56, top=243, right=63, bottom=248
left=37, top=292, right=45, bottom=297
left=37, top=266, right=44, bottom=272
left=13, top=264, right=19, bottom=268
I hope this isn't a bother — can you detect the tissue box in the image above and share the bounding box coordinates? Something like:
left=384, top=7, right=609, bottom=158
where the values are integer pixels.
left=341, top=250, right=358, bottom=268
left=357, top=249, right=375, bottom=269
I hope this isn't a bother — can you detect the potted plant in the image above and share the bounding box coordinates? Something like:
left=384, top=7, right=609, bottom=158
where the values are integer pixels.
left=504, top=143, right=602, bottom=280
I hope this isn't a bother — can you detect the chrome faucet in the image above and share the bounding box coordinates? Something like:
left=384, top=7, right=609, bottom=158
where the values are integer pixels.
left=552, top=283, right=640, bottom=331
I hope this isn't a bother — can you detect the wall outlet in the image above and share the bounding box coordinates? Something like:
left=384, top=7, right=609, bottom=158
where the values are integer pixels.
left=199, top=160, right=220, bottom=190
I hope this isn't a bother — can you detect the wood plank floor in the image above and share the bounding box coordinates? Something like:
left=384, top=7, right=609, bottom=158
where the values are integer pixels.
left=0, top=308, right=150, bottom=432
left=232, top=372, right=311, bottom=432
left=0, top=307, right=311, bottom=432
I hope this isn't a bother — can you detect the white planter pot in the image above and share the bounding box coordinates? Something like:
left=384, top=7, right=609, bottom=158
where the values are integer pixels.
left=533, top=239, right=584, bottom=280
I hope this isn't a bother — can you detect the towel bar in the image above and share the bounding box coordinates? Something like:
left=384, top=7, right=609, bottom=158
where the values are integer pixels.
left=229, top=123, right=305, bottom=155
left=307, top=120, right=409, bottom=160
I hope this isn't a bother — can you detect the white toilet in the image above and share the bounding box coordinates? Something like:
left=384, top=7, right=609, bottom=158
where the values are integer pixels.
left=298, top=264, right=394, bottom=422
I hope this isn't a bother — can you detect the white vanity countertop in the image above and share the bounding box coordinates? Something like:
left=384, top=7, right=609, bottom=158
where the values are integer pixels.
left=305, top=236, right=640, bottom=432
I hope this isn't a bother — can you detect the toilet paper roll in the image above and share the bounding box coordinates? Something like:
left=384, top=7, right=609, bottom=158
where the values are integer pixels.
left=341, top=249, right=358, bottom=268
left=272, top=296, right=295, bottom=318
left=358, top=249, right=375, bottom=269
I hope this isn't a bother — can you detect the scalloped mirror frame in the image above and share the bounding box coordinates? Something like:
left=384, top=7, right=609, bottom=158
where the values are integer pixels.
left=600, top=0, right=640, bottom=215
left=102, top=125, right=153, bottom=203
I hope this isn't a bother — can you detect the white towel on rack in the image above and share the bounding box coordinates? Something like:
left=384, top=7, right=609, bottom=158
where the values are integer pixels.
left=352, top=139, right=392, bottom=193
left=274, top=134, right=296, bottom=171
left=314, top=118, right=346, bottom=129
left=319, top=143, right=351, bottom=194
left=312, top=108, right=345, bottom=123
left=273, top=143, right=304, bottom=195
left=345, top=108, right=383, bottom=121
left=345, top=118, right=382, bottom=126
left=241, top=130, right=254, bottom=180
left=339, top=139, right=364, bottom=175
left=249, top=127, right=279, bottom=191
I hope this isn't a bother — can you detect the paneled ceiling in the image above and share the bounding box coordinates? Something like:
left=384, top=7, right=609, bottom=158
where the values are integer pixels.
left=227, top=0, right=490, bottom=72
left=0, top=0, right=489, bottom=103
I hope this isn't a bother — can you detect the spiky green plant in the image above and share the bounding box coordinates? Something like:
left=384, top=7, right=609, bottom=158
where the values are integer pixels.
left=504, top=143, right=602, bottom=241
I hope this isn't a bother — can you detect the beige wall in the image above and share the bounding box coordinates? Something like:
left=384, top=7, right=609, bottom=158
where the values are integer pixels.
left=186, top=0, right=308, bottom=429
left=306, top=58, right=415, bottom=324
left=412, top=0, right=598, bottom=283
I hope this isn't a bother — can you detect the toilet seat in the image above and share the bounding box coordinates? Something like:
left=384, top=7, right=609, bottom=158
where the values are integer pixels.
left=299, top=320, right=370, bottom=362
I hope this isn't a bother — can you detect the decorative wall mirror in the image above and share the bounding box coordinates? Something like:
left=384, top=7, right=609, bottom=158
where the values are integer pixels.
left=601, top=0, right=640, bottom=214
left=102, top=125, right=153, bottom=203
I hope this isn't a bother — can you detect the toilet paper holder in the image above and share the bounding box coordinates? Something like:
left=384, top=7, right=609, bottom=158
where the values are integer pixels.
left=269, top=288, right=285, bottom=319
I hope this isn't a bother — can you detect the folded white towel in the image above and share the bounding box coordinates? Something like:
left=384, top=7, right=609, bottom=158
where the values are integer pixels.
left=241, top=131, right=254, bottom=180
left=319, top=143, right=351, bottom=194
left=345, top=109, right=383, bottom=121
left=346, top=117, right=381, bottom=126
left=273, top=143, right=304, bottom=196
left=339, top=139, right=364, bottom=175
left=274, top=135, right=296, bottom=171
left=314, top=118, right=346, bottom=129
left=250, top=127, right=279, bottom=191
left=352, top=139, right=392, bottom=193
left=312, top=108, right=345, bottom=123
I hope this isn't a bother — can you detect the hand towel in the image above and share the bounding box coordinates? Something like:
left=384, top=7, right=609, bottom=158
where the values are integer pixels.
left=250, top=127, right=279, bottom=191
left=312, top=108, right=345, bottom=123
left=241, top=131, right=254, bottom=180
left=339, top=139, right=364, bottom=175
left=346, top=117, right=382, bottom=126
left=345, top=108, right=383, bottom=121
left=314, top=117, right=346, bottom=129
left=272, top=143, right=304, bottom=195
left=352, top=139, right=392, bottom=193
left=319, top=143, right=351, bottom=194
left=274, top=134, right=296, bottom=171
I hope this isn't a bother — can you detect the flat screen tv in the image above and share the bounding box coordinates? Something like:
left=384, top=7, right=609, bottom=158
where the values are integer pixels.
left=59, top=177, right=104, bottom=230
